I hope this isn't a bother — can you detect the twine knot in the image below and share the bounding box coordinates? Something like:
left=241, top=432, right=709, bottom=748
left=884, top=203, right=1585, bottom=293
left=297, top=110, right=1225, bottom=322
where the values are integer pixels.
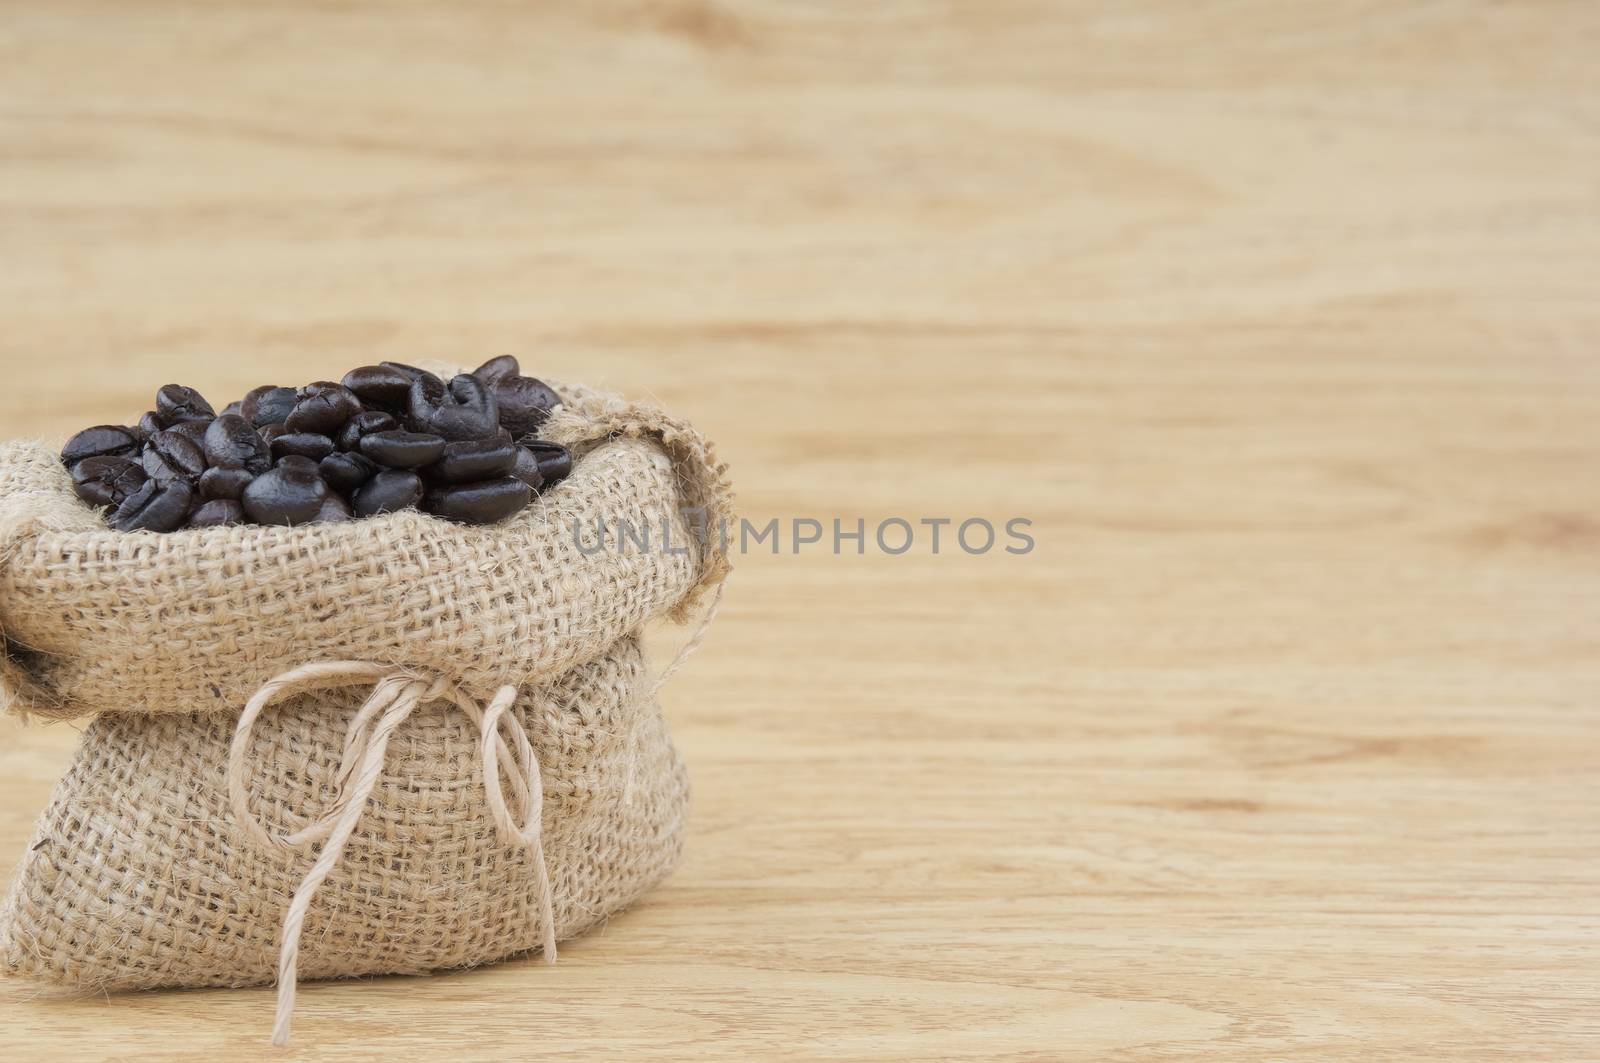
left=226, top=661, right=556, bottom=1047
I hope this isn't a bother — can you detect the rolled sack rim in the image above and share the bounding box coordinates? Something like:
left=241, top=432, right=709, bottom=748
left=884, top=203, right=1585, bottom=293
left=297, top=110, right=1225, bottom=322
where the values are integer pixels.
left=0, top=381, right=734, bottom=721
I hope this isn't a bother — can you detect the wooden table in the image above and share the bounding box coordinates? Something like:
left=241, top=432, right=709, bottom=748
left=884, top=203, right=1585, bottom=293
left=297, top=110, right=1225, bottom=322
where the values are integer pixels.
left=2, top=3, right=1596, bottom=1059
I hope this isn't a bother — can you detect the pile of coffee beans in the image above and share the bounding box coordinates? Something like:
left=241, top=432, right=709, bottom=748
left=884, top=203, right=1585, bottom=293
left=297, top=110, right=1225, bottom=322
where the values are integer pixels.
left=59, top=358, right=574, bottom=531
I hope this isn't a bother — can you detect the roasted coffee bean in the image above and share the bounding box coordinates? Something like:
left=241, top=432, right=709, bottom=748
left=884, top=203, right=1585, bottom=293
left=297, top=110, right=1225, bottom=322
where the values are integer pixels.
left=509, top=446, right=543, bottom=491
left=241, top=464, right=330, bottom=525
left=111, top=477, right=193, bottom=533
left=142, top=430, right=208, bottom=483
left=71, top=455, right=146, bottom=508
left=240, top=385, right=298, bottom=428
left=319, top=451, right=376, bottom=494
left=187, top=499, right=245, bottom=528
left=258, top=423, right=289, bottom=446
left=198, top=465, right=255, bottom=501
left=270, top=432, right=336, bottom=461
left=137, top=411, right=164, bottom=437
left=341, top=365, right=415, bottom=410
left=359, top=429, right=446, bottom=469
left=522, top=440, right=573, bottom=487
left=472, top=355, right=520, bottom=385
left=407, top=373, right=499, bottom=441
left=313, top=493, right=353, bottom=523
left=492, top=375, right=561, bottom=438
left=335, top=410, right=397, bottom=451
left=169, top=419, right=213, bottom=447
left=221, top=400, right=244, bottom=418
left=379, top=361, right=431, bottom=380
left=155, top=384, right=215, bottom=425
left=285, top=382, right=363, bottom=434
left=352, top=470, right=423, bottom=517
left=204, top=414, right=271, bottom=472
left=429, top=438, right=517, bottom=483
left=61, top=425, right=141, bottom=465
left=275, top=454, right=320, bottom=474
left=424, top=477, right=532, bottom=525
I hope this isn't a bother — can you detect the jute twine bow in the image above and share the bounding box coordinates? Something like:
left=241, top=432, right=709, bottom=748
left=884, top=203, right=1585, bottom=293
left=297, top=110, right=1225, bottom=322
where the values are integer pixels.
left=226, top=662, right=556, bottom=1047
left=227, top=581, right=725, bottom=1047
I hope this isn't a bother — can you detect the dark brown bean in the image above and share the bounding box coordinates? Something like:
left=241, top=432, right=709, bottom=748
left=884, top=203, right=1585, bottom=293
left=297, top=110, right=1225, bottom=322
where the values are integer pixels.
left=240, top=385, right=298, bottom=428
left=258, top=423, right=290, bottom=446
left=71, top=455, right=147, bottom=509
left=169, top=419, right=213, bottom=446
left=492, top=375, right=561, bottom=438
left=198, top=466, right=255, bottom=501
left=286, top=382, right=363, bottom=434
left=220, top=400, right=244, bottom=418
left=379, top=361, right=431, bottom=379
left=341, top=365, right=415, bottom=409
left=407, top=373, right=499, bottom=441
left=523, top=440, right=573, bottom=487
left=319, top=451, right=376, bottom=494
left=275, top=454, right=320, bottom=474
left=313, top=493, right=353, bottom=523
left=142, top=430, right=208, bottom=483
left=270, top=432, right=336, bottom=461
left=429, top=438, right=517, bottom=483
left=155, top=384, right=215, bottom=425
left=509, top=446, right=543, bottom=491
left=335, top=410, right=397, bottom=451
left=472, top=355, right=520, bottom=385
left=62, top=425, right=142, bottom=465
left=204, top=414, right=271, bottom=472
left=352, top=470, right=424, bottom=517
left=241, top=465, right=330, bottom=525
left=424, top=477, right=531, bottom=525
left=111, top=478, right=193, bottom=533
left=137, top=411, right=163, bottom=437
left=360, top=429, right=446, bottom=469
left=187, top=499, right=245, bottom=528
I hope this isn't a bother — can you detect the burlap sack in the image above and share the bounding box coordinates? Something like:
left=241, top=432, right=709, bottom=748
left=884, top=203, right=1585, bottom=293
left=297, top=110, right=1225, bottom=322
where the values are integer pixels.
left=0, top=380, right=732, bottom=1044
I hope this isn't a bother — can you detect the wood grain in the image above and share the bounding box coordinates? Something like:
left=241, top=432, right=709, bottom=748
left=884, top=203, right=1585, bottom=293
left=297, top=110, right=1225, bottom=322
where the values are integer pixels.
left=1, top=1, right=1597, bottom=1059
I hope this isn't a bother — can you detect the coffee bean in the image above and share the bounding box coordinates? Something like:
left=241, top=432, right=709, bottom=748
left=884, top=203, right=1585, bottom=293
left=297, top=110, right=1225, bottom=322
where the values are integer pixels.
left=258, top=423, right=289, bottom=446
left=523, top=440, right=573, bottom=487
left=319, top=451, right=376, bottom=494
left=155, top=384, right=215, bottom=425
left=509, top=446, right=543, bottom=491
left=286, top=382, right=363, bottom=435
left=360, top=429, right=446, bottom=469
left=493, top=375, right=561, bottom=438
left=62, top=425, right=141, bottom=465
left=187, top=499, right=245, bottom=528
left=472, top=355, right=521, bottom=385
left=335, top=410, right=397, bottom=451
left=169, top=419, right=213, bottom=447
left=240, top=385, right=298, bottom=428
left=270, top=432, right=336, bottom=461
left=198, top=466, right=255, bottom=501
left=429, top=438, right=517, bottom=483
left=379, top=361, right=431, bottom=379
left=137, top=411, right=163, bottom=437
left=221, top=400, right=244, bottom=418
left=313, top=493, right=353, bottom=523
left=275, top=454, right=320, bottom=474
left=111, top=477, right=193, bottom=533
left=71, top=455, right=147, bottom=509
left=342, top=365, right=415, bottom=410
left=407, top=373, right=499, bottom=441
left=425, top=477, right=531, bottom=525
left=241, top=465, right=330, bottom=525
left=204, top=414, right=271, bottom=472
left=142, top=430, right=208, bottom=483
left=353, top=470, right=424, bottom=517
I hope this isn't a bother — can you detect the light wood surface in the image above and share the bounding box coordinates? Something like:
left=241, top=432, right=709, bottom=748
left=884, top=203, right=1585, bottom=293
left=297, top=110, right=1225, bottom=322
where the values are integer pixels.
left=2, top=2, right=1598, bottom=1059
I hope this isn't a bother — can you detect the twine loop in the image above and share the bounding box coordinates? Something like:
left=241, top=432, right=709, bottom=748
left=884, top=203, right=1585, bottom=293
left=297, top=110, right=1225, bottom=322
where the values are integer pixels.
left=226, top=662, right=556, bottom=1047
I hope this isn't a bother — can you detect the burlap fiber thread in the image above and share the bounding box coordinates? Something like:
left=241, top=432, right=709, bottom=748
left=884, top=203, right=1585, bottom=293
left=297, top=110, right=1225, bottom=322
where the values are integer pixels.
left=0, top=379, right=732, bottom=1039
